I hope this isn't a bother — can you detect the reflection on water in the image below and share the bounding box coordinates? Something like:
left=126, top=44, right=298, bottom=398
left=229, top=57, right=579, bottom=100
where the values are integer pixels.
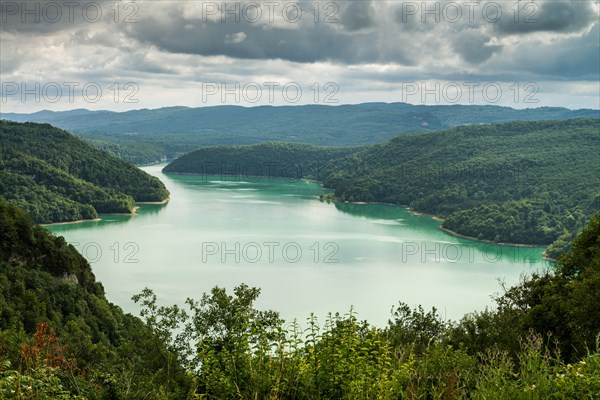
left=168, top=173, right=330, bottom=199
left=334, top=202, right=545, bottom=265
left=335, top=202, right=410, bottom=220
left=137, top=203, right=168, bottom=217
left=45, top=163, right=550, bottom=326
left=49, top=202, right=169, bottom=234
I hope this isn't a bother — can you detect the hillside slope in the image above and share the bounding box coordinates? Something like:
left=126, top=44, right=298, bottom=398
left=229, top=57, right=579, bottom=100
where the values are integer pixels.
left=165, top=118, right=600, bottom=250
left=163, top=142, right=356, bottom=179
left=0, top=197, right=190, bottom=397
left=0, top=120, right=169, bottom=223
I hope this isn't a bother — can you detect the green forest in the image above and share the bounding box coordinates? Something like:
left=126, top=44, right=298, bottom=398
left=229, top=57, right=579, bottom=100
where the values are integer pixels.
left=0, top=196, right=599, bottom=399
left=0, top=121, right=169, bottom=224
left=164, top=142, right=357, bottom=180
left=83, top=138, right=173, bottom=166
left=165, top=118, right=600, bottom=255
left=4, top=104, right=598, bottom=165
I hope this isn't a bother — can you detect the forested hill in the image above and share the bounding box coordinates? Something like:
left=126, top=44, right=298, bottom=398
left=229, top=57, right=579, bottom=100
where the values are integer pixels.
left=0, top=197, right=191, bottom=396
left=0, top=120, right=169, bottom=224
left=3, top=104, right=598, bottom=164
left=165, top=118, right=600, bottom=252
left=4, top=104, right=597, bottom=139
left=164, top=142, right=357, bottom=179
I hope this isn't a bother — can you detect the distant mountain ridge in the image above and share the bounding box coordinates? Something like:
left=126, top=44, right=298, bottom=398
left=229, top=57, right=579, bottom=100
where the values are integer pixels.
left=3, top=103, right=598, bottom=140
left=2, top=104, right=598, bottom=164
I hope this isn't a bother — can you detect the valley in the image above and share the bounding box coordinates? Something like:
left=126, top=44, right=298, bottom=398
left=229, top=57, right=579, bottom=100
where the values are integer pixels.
left=46, top=163, right=549, bottom=326
left=2, top=1, right=600, bottom=396
left=0, top=114, right=598, bottom=399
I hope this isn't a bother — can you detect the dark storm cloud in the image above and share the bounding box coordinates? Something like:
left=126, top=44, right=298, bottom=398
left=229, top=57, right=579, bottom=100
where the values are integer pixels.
left=116, top=0, right=598, bottom=69
left=1, top=0, right=597, bottom=69
left=127, top=18, right=378, bottom=64
left=493, top=0, right=598, bottom=35
left=451, top=30, right=502, bottom=64
left=123, top=1, right=415, bottom=65
left=338, top=0, right=376, bottom=31
left=498, top=23, right=600, bottom=80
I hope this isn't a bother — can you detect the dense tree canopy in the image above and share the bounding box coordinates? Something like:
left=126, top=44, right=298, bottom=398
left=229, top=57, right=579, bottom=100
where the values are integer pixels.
left=1, top=115, right=599, bottom=398
left=0, top=120, right=169, bottom=223
left=0, top=197, right=190, bottom=398
left=164, top=142, right=356, bottom=180
left=4, top=104, right=599, bottom=164
left=166, top=118, right=600, bottom=251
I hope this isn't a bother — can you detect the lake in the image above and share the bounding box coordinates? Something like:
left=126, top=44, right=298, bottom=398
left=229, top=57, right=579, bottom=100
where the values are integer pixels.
left=46, top=163, right=550, bottom=326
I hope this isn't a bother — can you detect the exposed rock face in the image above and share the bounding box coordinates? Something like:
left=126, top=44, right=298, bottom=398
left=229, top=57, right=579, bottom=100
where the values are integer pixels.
left=56, top=273, right=79, bottom=285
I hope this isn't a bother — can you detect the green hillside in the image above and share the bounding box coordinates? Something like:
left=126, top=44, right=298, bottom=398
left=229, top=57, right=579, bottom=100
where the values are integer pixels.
left=164, top=142, right=356, bottom=179
left=3, top=104, right=598, bottom=164
left=0, top=197, right=190, bottom=398
left=0, top=120, right=169, bottom=224
left=165, top=118, right=600, bottom=252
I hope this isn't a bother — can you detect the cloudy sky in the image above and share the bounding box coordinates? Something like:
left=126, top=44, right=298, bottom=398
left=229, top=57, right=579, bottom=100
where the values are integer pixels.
left=1, top=0, right=599, bottom=112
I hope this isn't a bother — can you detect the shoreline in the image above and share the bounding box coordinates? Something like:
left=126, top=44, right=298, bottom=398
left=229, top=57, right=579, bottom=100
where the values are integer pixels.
left=136, top=160, right=171, bottom=167
left=38, top=196, right=171, bottom=227
left=40, top=205, right=143, bottom=226
left=407, top=208, right=445, bottom=222
left=406, top=208, right=546, bottom=248
left=317, top=195, right=546, bottom=248
left=157, top=171, right=551, bottom=251
left=136, top=198, right=170, bottom=205
left=39, top=218, right=101, bottom=227
left=165, top=171, right=325, bottom=184
left=437, top=226, right=545, bottom=248
left=102, top=206, right=140, bottom=216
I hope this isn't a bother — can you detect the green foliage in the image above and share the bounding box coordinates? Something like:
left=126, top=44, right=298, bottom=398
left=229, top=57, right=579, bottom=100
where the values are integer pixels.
left=0, top=120, right=169, bottom=223
left=133, top=283, right=599, bottom=399
left=387, top=303, right=449, bottom=353
left=164, top=142, right=355, bottom=179
left=125, top=216, right=599, bottom=398
left=1, top=172, right=599, bottom=398
left=83, top=138, right=173, bottom=165
left=0, top=197, right=191, bottom=398
left=1, top=361, right=84, bottom=400
left=166, top=118, right=600, bottom=249
left=494, top=214, right=600, bottom=361
left=4, top=104, right=598, bottom=163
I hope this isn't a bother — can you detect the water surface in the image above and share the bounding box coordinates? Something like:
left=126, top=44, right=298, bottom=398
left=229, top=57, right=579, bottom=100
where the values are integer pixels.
left=47, top=164, right=549, bottom=326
